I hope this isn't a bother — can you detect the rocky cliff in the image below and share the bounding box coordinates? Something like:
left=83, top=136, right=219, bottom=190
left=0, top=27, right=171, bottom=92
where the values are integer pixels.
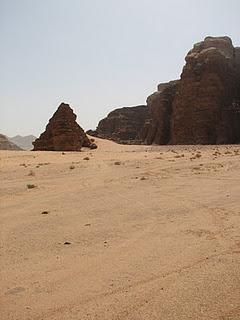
left=142, top=36, right=240, bottom=145
left=33, top=103, right=97, bottom=151
left=90, top=36, right=240, bottom=145
left=88, top=105, right=149, bottom=144
left=142, top=80, right=179, bottom=145
left=171, top=36, right=240, bottom=144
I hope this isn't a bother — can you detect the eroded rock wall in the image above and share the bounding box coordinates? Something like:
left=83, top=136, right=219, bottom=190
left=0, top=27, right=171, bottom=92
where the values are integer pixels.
left=171, top=36, right=240, bottom=144
left=88, top=105, right=149, bottom=144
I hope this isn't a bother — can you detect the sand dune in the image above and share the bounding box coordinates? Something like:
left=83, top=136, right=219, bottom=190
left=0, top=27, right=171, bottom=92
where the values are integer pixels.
left=1, top=139, right=240, bottom=319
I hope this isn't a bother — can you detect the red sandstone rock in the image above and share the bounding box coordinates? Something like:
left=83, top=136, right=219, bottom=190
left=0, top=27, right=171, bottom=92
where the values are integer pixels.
left=33, top=103, right=97, bottom=151
left=88, top=105, right=149, bottom=144
left=142, top=81, right=179, bottom=145
left=171, top=36, right=240, bottom=144
left=46, top=37, right=239, bottom=147
left=143, top=36, right=240, bottom=145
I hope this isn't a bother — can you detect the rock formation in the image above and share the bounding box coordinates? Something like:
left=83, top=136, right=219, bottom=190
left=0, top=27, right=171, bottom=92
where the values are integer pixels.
left=33, top=103, right=97, bottom=151
left=0, top=134, right=22, bottom=150
left=141, top=80, right=179, bottom=145
left=171, top=36, right=240, bottom=144
left=142, top=36, right=240, bottom=145
left=90, top=36, right=240, bottom=145
left=88, top=105, right=149, bottom=144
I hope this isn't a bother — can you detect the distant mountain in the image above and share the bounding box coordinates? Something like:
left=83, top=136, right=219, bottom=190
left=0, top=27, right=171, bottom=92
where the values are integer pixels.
left=0, top=134, right=22, bottom=150
left=9, top=135, right=36, bottom=150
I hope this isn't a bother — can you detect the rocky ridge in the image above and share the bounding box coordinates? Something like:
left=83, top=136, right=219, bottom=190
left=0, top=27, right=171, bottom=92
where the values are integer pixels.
left=87, top=105, right=149, bottom=144
left=9, top=135, right=36, bottom=150
left=0, top=134, right=22, bottom=150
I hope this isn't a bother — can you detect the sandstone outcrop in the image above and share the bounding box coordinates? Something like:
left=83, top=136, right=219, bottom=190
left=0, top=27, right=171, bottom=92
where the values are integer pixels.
left=141, top=80, right=179, bottom=145
left=88, top=105, right=149, bottom=144
left=33, top=103, right=97, bottom=151
left=32, top=36, right=239, bottom=147
left=90, top=36, right=240, bottom=145
left=171, top=36, right=240, bottom=144
left=0, top=134, right=22, bottom=150
left=142, top=36, right=240, bottom=145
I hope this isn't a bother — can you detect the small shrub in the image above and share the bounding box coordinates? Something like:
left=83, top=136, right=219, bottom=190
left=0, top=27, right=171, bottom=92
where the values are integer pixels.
left=27, top=184, right=36, bottom=189
left=69, top=165, right=75, bottom=170
left=192, top=167, right=201, bottom=170
left=20, top=163, right=27, bottom=167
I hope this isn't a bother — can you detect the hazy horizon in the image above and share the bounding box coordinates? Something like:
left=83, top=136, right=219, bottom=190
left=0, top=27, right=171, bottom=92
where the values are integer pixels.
left=1, top=0, right=240, bottom=137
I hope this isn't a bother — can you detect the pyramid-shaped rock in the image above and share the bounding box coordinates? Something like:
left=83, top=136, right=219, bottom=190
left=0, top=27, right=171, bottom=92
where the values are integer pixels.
left=33, top=103, right=97, bottom=151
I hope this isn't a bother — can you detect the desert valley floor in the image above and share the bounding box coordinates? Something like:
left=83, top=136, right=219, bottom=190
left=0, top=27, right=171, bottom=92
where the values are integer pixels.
left=1, top=138, right=240, bottom=320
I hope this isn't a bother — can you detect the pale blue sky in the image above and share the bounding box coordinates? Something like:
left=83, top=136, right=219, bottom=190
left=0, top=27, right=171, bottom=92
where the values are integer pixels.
left=1, top=0, right=239, bottom=136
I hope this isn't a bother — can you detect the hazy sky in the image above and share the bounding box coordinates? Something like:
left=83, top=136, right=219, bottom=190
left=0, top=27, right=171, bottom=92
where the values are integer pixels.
left=1, top=0, right=239, bottom=136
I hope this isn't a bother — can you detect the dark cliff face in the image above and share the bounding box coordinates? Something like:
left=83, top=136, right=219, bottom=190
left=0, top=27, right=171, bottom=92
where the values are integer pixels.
left=142, top=81, right=179, bottom=145
left=142, top=36, right=240, bottom=145
left=171, top=36, right=240, bottom=145
left=88, top=105, right=149, bottom=144
left=33, top=103, right=96, bottom=151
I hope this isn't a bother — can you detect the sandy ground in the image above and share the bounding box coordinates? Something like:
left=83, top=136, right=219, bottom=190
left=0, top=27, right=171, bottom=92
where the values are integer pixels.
left=1, top=138, right=240, bottom=320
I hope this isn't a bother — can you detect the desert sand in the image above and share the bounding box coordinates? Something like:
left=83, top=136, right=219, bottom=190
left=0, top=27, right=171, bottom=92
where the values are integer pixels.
left=1, top=138, right=240, bottom=320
